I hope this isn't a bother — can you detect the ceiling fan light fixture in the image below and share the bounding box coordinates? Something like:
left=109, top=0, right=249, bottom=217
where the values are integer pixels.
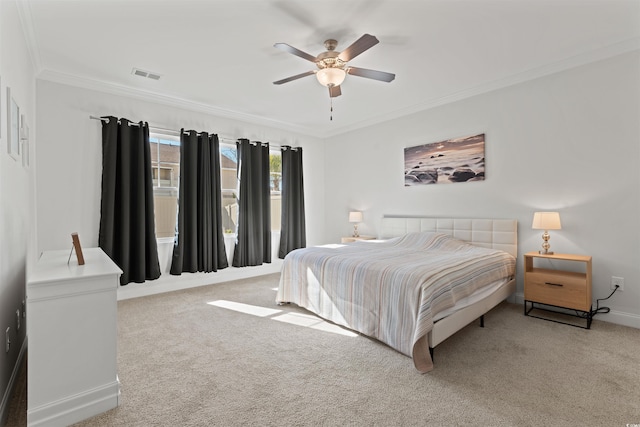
left=316, top=68, right=346, bottom=87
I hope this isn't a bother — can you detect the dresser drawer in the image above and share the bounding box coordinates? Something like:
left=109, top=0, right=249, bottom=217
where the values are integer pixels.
left=525, top=271, right=589, bottom=311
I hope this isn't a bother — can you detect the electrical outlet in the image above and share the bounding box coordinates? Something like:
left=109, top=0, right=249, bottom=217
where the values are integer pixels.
left=22, top=300, right=25, bottom=318
left=611, top=276, right=624, bottom=291
left=5, top=327, right=10, bottom=353
left=16, top=310, right=20, bottom=331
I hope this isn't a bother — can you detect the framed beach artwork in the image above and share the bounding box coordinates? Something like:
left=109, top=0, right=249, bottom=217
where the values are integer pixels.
left=7, top=87, right=20, bottom=160
left=404, top=133, right=485, bottom=186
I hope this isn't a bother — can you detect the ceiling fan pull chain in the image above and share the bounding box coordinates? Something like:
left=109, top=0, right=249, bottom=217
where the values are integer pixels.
left=330, top=97, right=333, bottom=121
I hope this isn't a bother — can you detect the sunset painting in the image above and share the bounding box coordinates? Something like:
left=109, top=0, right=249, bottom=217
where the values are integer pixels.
left=404, top=133, right=485, bottom=186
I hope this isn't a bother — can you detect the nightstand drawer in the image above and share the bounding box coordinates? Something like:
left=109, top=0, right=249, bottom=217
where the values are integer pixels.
left=525, top=271, right=589, bottom=311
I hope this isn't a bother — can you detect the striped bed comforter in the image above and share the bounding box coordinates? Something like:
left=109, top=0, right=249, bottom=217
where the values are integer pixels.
left=276, top=232, right=515, bottom=372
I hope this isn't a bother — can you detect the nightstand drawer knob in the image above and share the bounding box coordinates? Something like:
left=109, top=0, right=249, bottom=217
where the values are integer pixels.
left=545, top=282, right=564, bottom=287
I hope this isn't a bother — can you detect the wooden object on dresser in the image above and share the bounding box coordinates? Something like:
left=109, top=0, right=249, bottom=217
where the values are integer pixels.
left=27, top=248, right=122, bottom=427
left=341, top=235, right=376, bottom=243
left=524, top=251, right=592, bottom=329
left=70, top=232, right=85, bottom=265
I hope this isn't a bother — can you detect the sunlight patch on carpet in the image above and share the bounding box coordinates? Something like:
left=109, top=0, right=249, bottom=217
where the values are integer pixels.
left=207, top=300, right=281, bottom=317
left=207, top=300, right=357, bottom=337
left=272, top=312, right=358, bottom=337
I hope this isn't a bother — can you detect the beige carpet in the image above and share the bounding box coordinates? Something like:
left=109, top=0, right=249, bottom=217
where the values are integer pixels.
left=10, top=273, right=640, bottom=426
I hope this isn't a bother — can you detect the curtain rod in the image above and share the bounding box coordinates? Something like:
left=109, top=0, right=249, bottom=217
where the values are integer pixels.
left=89, top=115, right=296, bottom=150
left=89, top=115, right=236, bottom=143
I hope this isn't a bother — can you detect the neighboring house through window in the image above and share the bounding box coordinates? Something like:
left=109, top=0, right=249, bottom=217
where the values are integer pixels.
left=150, top=133, right=281, bottom=240
left=220, top=143, right=239, bottom=233
left=220, top=142, right=282, bottom=234
left=149, top=134, right=180, bottom=238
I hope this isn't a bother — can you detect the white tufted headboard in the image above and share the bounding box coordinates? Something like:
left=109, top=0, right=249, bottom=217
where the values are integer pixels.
left=379, top=216, right=518, bottom=258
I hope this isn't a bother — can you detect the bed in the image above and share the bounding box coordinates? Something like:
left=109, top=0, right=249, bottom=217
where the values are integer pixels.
left=276, top=216, right=517, bottom=372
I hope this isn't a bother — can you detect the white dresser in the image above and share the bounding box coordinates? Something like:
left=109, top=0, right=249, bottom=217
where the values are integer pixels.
left=27, top=248, right=122, bottom=427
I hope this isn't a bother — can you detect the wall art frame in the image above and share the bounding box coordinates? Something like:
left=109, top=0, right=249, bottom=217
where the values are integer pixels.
left=21, top=114, right=30, bottom=168
left=22, top=139, right=29, bottom=168
left=7, top=87, right=20, bottom=161
left=70, top=232, right=85, bottom=265
left=404, top=133, right=486, bottom=186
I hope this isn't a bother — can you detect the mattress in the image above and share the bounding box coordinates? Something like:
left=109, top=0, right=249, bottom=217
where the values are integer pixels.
left=433, top=278, right=509, bottom=322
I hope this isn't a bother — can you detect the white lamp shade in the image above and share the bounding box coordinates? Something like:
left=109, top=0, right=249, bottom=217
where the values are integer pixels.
left=532, top=212, right=561, bottom=230
left=316, top=68, right=346, bottom=87
left=349, top=211, right=363, bottom=223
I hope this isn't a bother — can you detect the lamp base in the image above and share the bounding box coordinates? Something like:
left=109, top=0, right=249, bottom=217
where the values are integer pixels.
left=539, top=231, right=553, bottom=255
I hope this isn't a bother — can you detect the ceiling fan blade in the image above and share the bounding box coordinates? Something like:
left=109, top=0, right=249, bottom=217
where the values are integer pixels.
left=337, top=34, right=379, bottom=62
left=329, top=85, right=342, bottom=98
left=273, top=43, right=317, bottom=63
left=347, top=67, right=395, bottom=82
left=273, top=70, right=315, bottom=85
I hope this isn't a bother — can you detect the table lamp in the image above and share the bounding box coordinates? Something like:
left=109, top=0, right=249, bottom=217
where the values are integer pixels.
left=532, top=212, right=561, bottom=255
left=349, top=211, right=363, bottom=237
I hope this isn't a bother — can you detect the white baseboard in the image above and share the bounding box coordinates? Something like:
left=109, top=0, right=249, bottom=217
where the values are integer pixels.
left=117, top=259, right=283, bottom=300
left=513, top=292, right=640, bottom=329
left=27, top=380, right=120, bottom=427
left=0, top=336, right=27, bottom=426
left=594, top=309, right=640, bottom=329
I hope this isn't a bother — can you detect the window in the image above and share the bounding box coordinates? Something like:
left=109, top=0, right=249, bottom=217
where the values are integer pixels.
left=219, top=142, right=281, bottom=233
left=220, top=144, right=238, bottom=233
left=269, top=150, right=282, bottom=232
left=153, top=167, right=174, bottom=187
left=149, top=134, right=281, bottom=239
left=149, top=134, right=180, bottom=238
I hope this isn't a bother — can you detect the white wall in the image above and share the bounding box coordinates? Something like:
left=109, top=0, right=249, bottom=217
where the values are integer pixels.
left=35, top=80, right=325, bottom=258
left=322, top=51, right=640, bottom=327
left=0, top=0, right=35, bottom=422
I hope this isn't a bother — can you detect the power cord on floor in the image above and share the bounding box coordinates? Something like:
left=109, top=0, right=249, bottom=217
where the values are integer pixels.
left=576, top=284, right=619, bottom=318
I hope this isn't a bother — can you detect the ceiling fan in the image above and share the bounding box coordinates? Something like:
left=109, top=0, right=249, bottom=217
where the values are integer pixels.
left=273, top=34, right=395, bottom=99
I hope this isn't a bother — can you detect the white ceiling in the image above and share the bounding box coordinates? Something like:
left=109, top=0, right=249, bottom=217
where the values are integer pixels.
left=20, top=0, right=640, bottom=138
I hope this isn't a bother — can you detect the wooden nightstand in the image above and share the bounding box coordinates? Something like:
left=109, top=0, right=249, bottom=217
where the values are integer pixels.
left=524, top=251, right=593, bottom=329
left=341, top=236, right=376, bottom=243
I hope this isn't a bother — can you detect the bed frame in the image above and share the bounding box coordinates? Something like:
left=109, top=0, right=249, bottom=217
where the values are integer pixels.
left=379, top=216, right=518, bottom=352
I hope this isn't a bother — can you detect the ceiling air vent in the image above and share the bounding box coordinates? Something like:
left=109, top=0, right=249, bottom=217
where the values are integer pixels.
left=132, top=68, right=161, bottom=80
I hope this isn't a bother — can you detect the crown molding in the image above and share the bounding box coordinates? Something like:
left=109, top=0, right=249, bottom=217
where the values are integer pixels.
left=36, top=69, right=317, bottom=137
left=36, top=37, right=640, bottom=141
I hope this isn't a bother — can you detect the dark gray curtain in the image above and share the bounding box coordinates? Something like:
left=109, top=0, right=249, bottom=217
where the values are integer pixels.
left=99, top=116, right=161, bottom=285
left=278, top=146, right=306, bottom=258
left=170, top=130, right=228, bottom=274
left=232, top=139, right=271, bottom=267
